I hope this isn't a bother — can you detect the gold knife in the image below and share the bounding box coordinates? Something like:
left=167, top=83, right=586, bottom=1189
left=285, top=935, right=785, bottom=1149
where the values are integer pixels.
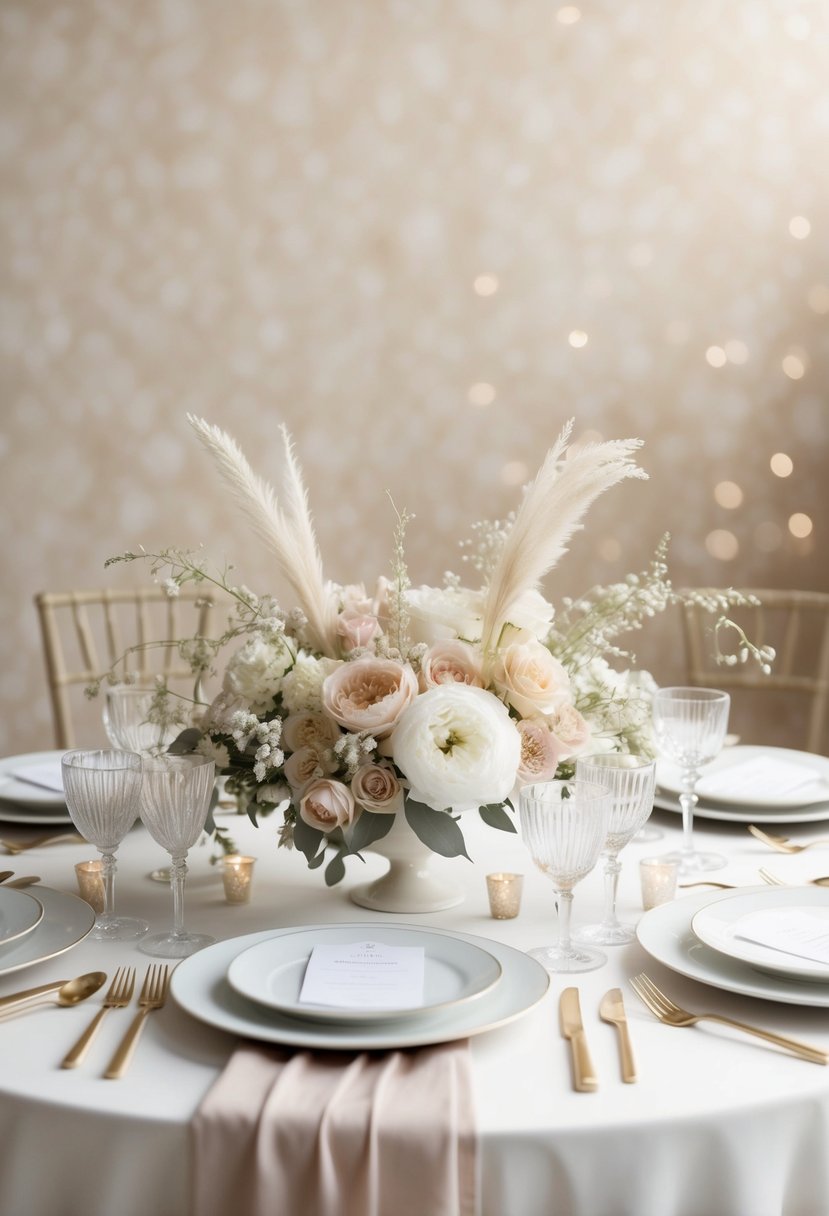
left=599, top=988, right=637, bottom=1083
left=559, top=987, right=598, bottom=1092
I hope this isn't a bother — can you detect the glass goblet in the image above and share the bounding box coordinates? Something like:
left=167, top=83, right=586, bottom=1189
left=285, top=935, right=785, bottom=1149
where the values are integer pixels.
left=518, top=779, right=611, bottom=973
left=573, top=753, right=656, bottom=945
left=652, top=687, right=731, bottom=875
left=61, top=749, right=148, bottom=941
left=138, top=753, right=216, bottom=959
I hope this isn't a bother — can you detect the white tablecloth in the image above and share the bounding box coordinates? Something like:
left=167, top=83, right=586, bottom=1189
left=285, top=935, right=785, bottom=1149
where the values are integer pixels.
left=1, top=805, right=829, bottom=1216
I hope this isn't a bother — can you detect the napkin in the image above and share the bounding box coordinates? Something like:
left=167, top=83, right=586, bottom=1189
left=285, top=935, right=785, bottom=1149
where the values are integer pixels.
left=10, top=763, right=65, bottom=793
left=190, top=1041, right=477, bottom=1216
left=734, top=907, right=829, bottom=966
left=696, top=755, right=828, bottom=804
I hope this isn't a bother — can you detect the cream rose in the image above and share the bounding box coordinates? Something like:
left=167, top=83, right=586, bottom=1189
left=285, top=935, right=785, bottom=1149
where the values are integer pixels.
left=351, top=762, right=404, bottom=814
left=284, top=745, right=327, bottom=790
left=549, top=703, right=592, bottom=760
left=391, top=684, right=521, bottom=812
left=299, top=778, right=356, bottom=833
left=404, top=585, right=484, bottom=646
left=282, top=711, right=340, bottom=753
left=322, top=658, right=418, bottom=738
left=516, top=718, right=565, bottom=785
left=420, top=640, right=484, bottom=690
left=493, top=640, right=571, bottom=719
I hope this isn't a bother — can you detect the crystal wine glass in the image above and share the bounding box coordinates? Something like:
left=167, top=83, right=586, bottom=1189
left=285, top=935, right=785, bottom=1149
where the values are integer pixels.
left=61, top=749, right=148, bottom=941
left=573, top=753, right=656, bottom=945
left=518, top=779, right=612, bottom=973
left=103, top=684, right=187, bottom=757
left=138, top=753, right=216, bottom=958
left=652, top=687, right=731, bottom=875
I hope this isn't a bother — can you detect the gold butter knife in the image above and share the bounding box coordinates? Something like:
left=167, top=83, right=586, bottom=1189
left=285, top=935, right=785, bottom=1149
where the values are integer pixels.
left=599, top=987, right=637, bottom=1083
left=559, top=987, right=597, bottom=1092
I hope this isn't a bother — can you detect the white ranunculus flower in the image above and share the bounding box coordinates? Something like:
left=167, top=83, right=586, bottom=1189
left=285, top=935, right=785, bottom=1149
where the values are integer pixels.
left=390, top=684, right=521, bottom=812
left=502, top=588, right=555, bottom=641
left=222, top=634, right=295, bottom=714
left=404, top=585, right=484, bottom=646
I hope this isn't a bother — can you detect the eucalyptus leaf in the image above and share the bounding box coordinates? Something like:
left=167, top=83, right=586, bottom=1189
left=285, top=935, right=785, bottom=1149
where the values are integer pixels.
left=478, top=803, right=517, bottom=833
left=166, top=727, right=202, bottom=755
left=307, top=850, right=326, bottom=870
left=349, top=809, right=395, bottom=854
left=404, top=798, right=471, bottom=861
left=292, top=814, right=325, bottom=864
left=324, top=851, right=346, bottom=887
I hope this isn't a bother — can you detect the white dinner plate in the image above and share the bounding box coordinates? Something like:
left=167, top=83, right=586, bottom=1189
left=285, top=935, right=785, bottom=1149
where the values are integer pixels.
left=0, top=888, right=44, bottom=948
left=636, top=887, right=829, bottom=1008
left=227, top=925, right=503, bottom=1023
left=691, top=888, right=829, bottom=983
left=652, top=793, right=829, bottom=826
left=657, top=746, right=829, bottom=810
left=0, top=885, right=95, bottom=977
left=172, top=923, right=550, bottom=1050
left=0, top=751, right=68, bottom=811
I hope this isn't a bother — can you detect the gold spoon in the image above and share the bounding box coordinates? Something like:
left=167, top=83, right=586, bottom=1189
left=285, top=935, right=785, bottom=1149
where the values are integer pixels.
left=0, top=972, right=106, bottom=1017
left=0, top=870, right=14, bottom=883
left=3, top=875, right=40, bottom=889
left=0, top=832, right=85, bottom=856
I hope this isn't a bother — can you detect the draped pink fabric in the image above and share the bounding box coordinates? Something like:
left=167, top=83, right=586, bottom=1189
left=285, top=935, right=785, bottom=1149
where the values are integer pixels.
left=190, top=1040, right=477, bottom=1216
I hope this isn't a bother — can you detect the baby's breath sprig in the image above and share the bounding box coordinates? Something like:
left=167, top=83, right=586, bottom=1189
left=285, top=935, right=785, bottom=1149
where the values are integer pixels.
left=386, top=496, right=414, bottom=657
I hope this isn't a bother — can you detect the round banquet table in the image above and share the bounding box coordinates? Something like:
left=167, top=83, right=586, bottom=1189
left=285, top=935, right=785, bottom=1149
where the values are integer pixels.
left=1, top=802, right=829, bottom=1216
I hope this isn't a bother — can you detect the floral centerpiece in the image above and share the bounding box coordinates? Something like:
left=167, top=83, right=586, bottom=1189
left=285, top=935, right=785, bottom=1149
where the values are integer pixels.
left=102, top=417, right=768, bottom=908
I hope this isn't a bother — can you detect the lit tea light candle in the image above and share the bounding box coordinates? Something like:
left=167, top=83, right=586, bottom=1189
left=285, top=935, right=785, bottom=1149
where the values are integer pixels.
left=222, top=855, right=256, bottom=905
left=75, top=860, right=105, bottom=913
left=486, top=872, right=524, bottom=919
left=639, top=857, right=679, bottom=910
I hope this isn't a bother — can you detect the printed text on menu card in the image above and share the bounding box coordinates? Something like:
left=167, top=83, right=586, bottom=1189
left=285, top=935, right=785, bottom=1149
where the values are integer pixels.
left=299, top=940, right=426, bottom=1009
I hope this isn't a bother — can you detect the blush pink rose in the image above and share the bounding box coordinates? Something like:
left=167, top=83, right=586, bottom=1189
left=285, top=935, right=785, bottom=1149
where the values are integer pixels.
left=336, top=610, right=381, bottom=653
left=493, top=641, right=571, bottom=719
left=549, top=703, right=592, bottom=760
left=282, top=712, right=340, bottom=753
left=284, top=745, right=327, bottom=790
left=351, top=762, right=404, bottom=814
left=322, top=658, right=418, bottom=738
left=516, top=718, right=566, bottom=785
left=299, top=778, right=356, bottom=833
left=420, top=640, right=484, bottom=691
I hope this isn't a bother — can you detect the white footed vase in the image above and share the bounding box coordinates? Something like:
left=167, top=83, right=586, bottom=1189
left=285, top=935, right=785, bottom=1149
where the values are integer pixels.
left=349, top=800, right=466, bottom=914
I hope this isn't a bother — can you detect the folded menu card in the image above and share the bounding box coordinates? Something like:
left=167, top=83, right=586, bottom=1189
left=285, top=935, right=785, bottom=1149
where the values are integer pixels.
left=696, top=755, right=827, bottom=803
left=734, top=907, right=829, bottom=966
left=10, top=763, right=65, bottom=793
left=299, top=940, right=425, bottom=1010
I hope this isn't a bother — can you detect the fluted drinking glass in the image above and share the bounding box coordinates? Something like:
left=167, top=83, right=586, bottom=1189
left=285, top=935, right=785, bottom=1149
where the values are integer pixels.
left=518, top=779, right=612, bottom=973
left=652, top=687, right=731, bottom=875
left=573, top=753, right=657, bottom=945
left=103, top=684, right=186, bottom=757
left=138, top=753, right=216, bottom=958
left=61, top=749, right=147, bottom=941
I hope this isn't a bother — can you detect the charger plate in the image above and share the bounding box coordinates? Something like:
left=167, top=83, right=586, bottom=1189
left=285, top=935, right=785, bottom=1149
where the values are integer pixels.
left=691, top=888, right=829, bottom=983
left=657, top=746, right=829, bottom=810
left=653, top=794, right=829, bottom=826
left=636, top=887, right=829, bottom=1008
left=227, top=925, right=503, bottom=1023
left=0, top=886, right=94, bottom=977
left=0, top=751, right=67, bottom=809
left=0, top=888, right=44, bottom=948
left=172, top=923, right=550, bottom=1050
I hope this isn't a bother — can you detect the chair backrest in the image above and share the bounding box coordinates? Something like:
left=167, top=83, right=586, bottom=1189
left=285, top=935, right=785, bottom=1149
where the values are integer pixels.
left=35, top=588, right=215, bottom=749
left=679, top=588, right=829, bottom=755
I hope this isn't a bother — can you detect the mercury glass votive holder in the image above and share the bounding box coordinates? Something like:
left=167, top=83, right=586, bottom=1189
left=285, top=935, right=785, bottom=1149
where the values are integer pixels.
left=75, top=860, right=105, bottom=914
left=222, top=856, right=257, bottom=905
left=639, top=857, right=679, bottom=911
left=486, top=872, right=524, bottom=919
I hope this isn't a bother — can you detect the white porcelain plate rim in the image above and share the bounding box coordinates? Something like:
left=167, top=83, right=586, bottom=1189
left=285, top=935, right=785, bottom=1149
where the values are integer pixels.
left=636, top=886, right=829, bottom=1008
left=0, top=751, right=68, bottom=810
left=652, top=793, right=829, bottom=826
left=226, top=925, right=503, bottom=1023
left=172, top=923, right=550, bottom=1050
left=656, top=746, right=829, bottom=810
left=691, top=887, right=829, bottom=982
left=0, top=885, right=95, bottom=977
left=0, top=887, right=45, bottom=948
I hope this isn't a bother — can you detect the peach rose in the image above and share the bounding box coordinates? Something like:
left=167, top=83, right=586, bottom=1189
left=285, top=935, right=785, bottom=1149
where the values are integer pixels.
left=493, top=641, right=571, bottom=719
left=420, top=640, right=484, bottom=691
left=284, top=745, right=326, bottom=790
left=282, top=712, right=340, bottom=753
left=322, top=658, right=418, bottom=738
left=351, top=762, right=404, bottom=814
left=516, top=719, right=566, bottom=786
left=549, top=703, right=592, bottom=760
left=299, top=778, right=356, bottom=833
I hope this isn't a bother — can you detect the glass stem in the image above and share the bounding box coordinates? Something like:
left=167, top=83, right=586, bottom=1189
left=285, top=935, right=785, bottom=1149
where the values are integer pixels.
left=679, top=767, right=700, bottom=860
left=602, top=854, right=621, bottom=931
left=98, top=849, right=116, bottom=922
left=170, top=854, right=188, bottom=939
left=557, top=888, right=574, bottom=953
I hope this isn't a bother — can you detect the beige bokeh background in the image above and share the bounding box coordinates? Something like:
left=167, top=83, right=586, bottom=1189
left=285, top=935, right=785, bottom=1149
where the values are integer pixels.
left=1, top=0, right=827, bottom=757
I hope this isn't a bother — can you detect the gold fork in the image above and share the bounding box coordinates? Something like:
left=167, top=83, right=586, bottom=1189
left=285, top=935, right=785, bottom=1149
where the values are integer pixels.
left=103, top=964, right=171, bottom=1080
left=60, top=966, right=136, bottom=1069
left=748, top=826, right=829, bottom=854
left=0, top=832, right=85, bottom=855
left=759, top=867, right=829, bottom=889
left=630, top=973, right=828, bottom=1064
